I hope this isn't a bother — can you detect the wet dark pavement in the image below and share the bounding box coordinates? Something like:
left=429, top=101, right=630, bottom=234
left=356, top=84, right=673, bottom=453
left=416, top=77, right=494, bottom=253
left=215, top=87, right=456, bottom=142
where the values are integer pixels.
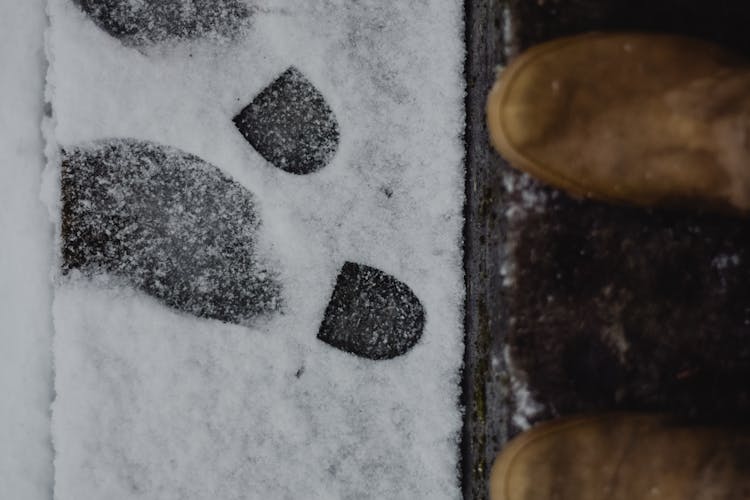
left=464, top=1, right=750, bottom=498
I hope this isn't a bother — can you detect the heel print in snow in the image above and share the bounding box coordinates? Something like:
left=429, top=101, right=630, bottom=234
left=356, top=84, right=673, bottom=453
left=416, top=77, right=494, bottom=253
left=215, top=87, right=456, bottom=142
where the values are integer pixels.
left=233, top=67, right=340, bottom=175
left=70, top=0, right=253, bottom=46
left=317, top=262, right=425, bottom=360
left=60, top=139, right=281, bottom=325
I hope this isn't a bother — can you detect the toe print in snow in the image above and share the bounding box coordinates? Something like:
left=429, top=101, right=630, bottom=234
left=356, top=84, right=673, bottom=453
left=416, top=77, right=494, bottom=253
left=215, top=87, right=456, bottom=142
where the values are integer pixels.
left=233, top=66, right=340, bottom=175
left=71, top=0, right=253, bottom=46
left=61, top=139, right=282, bottom=325
left=317, top=262, right=425, bottom=360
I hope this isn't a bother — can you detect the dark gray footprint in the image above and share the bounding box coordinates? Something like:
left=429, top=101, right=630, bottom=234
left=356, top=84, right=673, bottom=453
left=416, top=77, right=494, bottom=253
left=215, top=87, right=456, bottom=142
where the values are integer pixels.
left=317, top=262, right=425, bottom=360
left=71, top=0, right=253, bottom=46
left=61, top=139, right=281, bottom=325
left=233, top=67, right=340, bottom=175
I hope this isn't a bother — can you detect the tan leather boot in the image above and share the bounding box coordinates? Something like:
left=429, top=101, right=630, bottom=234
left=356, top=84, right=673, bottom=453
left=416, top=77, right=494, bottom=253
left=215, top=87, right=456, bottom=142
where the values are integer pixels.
left=489, top=414, right=750, bottom=500
left=487, top=33, right=750, bottom=214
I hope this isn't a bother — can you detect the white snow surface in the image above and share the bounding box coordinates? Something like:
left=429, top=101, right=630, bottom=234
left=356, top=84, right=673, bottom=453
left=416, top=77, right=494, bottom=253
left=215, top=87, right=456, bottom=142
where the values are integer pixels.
left=0, top=0, right=55, bottom=498
left=47, top=1, right=465, bottom=498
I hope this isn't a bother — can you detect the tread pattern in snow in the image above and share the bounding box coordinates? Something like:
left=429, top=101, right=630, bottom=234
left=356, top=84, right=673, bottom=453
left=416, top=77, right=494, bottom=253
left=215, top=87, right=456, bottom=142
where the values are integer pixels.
left=233, top=67, right=340, bottom=175
left=317, top=262, right=425, bottom=360
left=71, top=0, right=253, bottom=46
left=61, top=138, right=282, bottom=325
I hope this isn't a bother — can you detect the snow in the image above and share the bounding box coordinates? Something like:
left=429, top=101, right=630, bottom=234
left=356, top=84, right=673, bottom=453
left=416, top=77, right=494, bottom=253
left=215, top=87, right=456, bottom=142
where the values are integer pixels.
left=503, top=347, right=543, bottom=431
left=0, top=0, right=55, bottom=498
left=47, top=0, right=465, bottom=499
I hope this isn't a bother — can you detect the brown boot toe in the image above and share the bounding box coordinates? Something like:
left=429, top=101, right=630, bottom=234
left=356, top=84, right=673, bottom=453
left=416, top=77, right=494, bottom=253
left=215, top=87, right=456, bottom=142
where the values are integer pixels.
left=490, top=414, right=750, bottom=500
left=487, top=33, right=750, bottom=214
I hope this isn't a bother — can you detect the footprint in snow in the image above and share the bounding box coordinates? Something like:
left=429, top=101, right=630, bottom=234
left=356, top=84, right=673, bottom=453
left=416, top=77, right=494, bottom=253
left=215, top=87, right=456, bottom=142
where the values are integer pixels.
left=62, top=2, right=425, bottom=359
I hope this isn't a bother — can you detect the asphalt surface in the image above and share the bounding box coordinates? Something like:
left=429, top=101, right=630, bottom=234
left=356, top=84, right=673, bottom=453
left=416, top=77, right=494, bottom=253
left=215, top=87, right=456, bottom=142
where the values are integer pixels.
left=463, top=1, right=750, bottom=498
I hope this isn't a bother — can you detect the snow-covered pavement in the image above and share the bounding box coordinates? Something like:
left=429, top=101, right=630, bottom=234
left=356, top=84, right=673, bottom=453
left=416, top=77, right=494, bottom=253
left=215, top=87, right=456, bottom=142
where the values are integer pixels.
left=0, top=0, right=54, bottom=498
left=3, top=1, right=465, bottom=498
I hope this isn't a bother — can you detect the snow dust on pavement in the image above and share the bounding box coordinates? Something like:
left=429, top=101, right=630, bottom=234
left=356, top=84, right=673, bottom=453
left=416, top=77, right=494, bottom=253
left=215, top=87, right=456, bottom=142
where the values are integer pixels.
left=0, top=0, right=55, bottom=498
